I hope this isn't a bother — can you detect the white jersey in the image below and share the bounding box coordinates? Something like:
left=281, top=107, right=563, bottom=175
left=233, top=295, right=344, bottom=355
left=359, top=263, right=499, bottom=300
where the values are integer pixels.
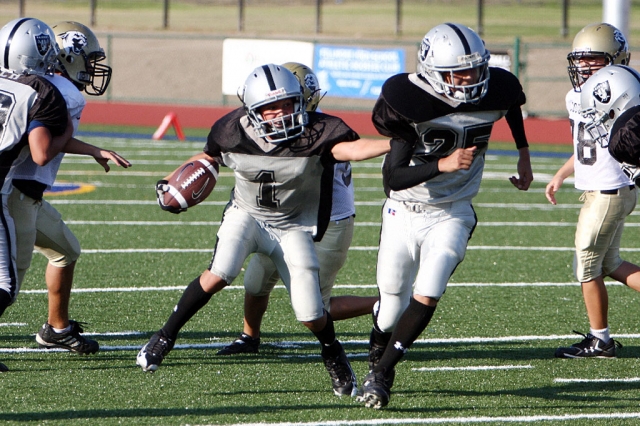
left=330, top=162, right=355, bottom=221
left=12, top=74, right=85, bottom=189
left=567, top=89, right=632, bottom=190
left=315, top=108, right=355, bottom=221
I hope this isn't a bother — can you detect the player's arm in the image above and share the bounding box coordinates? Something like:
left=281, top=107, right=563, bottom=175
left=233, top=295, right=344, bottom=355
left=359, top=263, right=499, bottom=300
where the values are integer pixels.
left=27, top=115, right=73, bottom=166
left=62, top=137, right=132, bottom=172
left=331, top=138, right=390, bottom=161
left=382, top=138, right=475, bottom=191
left=545, top=155, right=574, bottom=205
left=505, top=104, right=534, bottom=190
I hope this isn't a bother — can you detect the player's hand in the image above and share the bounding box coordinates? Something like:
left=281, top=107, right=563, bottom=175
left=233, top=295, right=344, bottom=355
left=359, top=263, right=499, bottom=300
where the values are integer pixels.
left=438, top=146, right=476, bottom=173
left=544, top=178, right=563, bottom=205
left=510, top=148, right=533, bottom=191
left=155, top=179, right=185, bottom=214
left=94, top=149, right=132, bottom=172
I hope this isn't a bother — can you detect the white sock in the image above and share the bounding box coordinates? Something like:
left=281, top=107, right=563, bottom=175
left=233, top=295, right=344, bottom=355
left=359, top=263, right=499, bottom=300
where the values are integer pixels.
left=590, top=327, right=610, bottom=343
left=52, top=325, right=72, bottom=334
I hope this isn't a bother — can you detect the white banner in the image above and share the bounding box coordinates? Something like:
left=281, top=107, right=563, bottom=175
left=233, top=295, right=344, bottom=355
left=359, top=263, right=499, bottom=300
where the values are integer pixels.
left=221, top=38, right=314, bottom=96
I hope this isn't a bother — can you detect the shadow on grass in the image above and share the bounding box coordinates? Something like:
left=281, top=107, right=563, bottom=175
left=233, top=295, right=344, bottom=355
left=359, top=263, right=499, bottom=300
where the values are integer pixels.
left=0, top=402, right=360, bottom=422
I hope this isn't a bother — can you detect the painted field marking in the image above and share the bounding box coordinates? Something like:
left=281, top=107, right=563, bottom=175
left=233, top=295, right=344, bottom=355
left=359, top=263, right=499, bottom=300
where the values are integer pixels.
left=555, top=377, right=640, bottom=383
left=211, top=412, right=640, bottom=425
left=413, top=365, right=533, bottom=372
left=3, top=334, right=640, bottom=353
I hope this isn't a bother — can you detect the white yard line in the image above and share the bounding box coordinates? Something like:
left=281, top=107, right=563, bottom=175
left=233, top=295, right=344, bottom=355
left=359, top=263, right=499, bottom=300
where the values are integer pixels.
left=3, top=333, right=640, bottom=353
left=413, top=365, right=533, bottom=372
left=207, top=412, right=640, bottom=425
left=15, top=282, right=614, bottom=296
left=555, top=378, right=640, bottom=383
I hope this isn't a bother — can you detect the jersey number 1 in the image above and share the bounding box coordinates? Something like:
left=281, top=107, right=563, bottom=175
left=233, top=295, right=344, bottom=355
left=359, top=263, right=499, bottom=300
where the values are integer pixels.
left=255, top=170, right=280, bottom=208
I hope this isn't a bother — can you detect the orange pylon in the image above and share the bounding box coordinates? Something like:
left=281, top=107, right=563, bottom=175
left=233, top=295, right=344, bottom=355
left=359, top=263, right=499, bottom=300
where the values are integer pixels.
left=152, top=112, right=185, bottom=141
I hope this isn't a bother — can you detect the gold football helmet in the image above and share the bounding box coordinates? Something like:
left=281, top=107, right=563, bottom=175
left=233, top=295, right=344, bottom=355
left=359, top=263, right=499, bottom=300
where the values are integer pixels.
left=282, top=62, right=324, bottom=112
left=567, top=23, right=630, bottom=91
left=52, top=21, right=112, bottom=96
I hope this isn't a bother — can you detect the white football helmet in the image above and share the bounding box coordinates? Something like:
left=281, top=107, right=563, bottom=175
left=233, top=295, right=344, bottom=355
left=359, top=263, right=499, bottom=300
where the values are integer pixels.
left=238, top=64, right=307, bottom=143
left=0, top=17, right=58, bottom=76
left=579, top=65, right=640, bottom=147
left=417, top=23, right=490, bottom=103
left=52, top=21, right=112, bottom=96
left=281, top=62, right=324, bottom=112
left=567, top=23, right=630, bottom=91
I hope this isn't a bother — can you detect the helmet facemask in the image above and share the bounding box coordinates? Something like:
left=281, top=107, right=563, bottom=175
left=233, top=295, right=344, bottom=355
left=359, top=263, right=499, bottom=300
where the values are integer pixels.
left=82, top=51, right=112, bottom=95
left=422, top=57, right=489, bottom=103
left=581, top=102, right=612, bottom=147
left=247, top=95, right=307, bottom=143
left=567, top=52, right=611, bottom=91
left=239, top=64, right=308, bottom=144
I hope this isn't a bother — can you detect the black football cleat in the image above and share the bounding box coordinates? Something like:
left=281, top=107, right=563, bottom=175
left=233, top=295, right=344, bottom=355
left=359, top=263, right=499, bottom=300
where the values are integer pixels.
left=136, top=330, right=174, bottom=372
left=555, top=331, right=621, bottom=358
left=322, top=344, right=357, bottom=397
left=217, top=333, right=260, bottom=355
left=356, top=370, right=392, bottom=409
left=36, top=320, right=99, bottom=355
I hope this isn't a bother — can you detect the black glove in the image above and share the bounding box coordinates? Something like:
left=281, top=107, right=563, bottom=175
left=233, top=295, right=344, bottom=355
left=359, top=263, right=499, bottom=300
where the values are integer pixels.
left=156, top=179, right=185, bottom=214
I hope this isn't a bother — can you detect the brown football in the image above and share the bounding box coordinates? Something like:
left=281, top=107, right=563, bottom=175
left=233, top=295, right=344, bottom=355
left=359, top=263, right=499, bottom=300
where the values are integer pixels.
left=163, top=158, right=219, bottom=210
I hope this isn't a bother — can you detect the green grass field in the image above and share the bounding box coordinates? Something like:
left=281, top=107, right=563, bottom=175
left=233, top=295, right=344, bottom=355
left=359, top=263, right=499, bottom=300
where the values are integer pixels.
left=2, top=131, right=640, bottom=425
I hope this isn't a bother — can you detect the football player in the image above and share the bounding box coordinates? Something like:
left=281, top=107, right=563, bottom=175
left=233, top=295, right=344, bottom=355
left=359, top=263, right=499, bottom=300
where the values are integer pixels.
left=8, top=21, right=130, bottom=357
left=217, top=62, right=379, bottom=356
left=0, top=17, right=74, bottom=372
left=546, top=24, right=640, bottom=358
left=356, top=23, right=533, bottom=408
left=137, top=64, right=390, bottom=397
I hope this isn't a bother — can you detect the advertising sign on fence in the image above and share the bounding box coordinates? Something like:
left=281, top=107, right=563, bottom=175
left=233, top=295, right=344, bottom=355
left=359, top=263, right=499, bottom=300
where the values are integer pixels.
left=313, top=45, right=404, bottom=99
left=222, top=39, right=314, bottom=96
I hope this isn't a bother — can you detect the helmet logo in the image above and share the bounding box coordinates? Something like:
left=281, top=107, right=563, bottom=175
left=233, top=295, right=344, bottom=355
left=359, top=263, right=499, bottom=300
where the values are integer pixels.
left=419, top=38, right=431, bottom=62
left=59, top=31, right=87, bottom=55
left=304, top=73, right=318, bottom=93
left=34, top=34, right=51, bottom=56
left=593, top=80, right=611, bottom=104
left=613, top=29, right=627, bottom=52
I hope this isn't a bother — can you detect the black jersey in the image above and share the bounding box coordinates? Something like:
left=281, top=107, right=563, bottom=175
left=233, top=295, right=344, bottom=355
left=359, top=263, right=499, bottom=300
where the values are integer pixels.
left=608, top=105, right=640, bottom=167
left=204, top=108, right=358, bottom=235
left=373, top=68, right=527, bottom=203
left=0, top=72, right=68, bottom=187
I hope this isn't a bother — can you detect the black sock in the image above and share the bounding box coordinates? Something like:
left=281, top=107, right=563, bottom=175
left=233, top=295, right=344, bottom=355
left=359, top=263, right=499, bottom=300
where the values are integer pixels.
left=0, top=290, right=10, bottom=317
left=312, top=311, right=341, bottom=358
left=373, top=297, right=436, bottom=374
left=162, top=277, right=213, bottom=339
left=371, top=306, right=392, bottom=347
left=370, top=326, right=392, bottom=348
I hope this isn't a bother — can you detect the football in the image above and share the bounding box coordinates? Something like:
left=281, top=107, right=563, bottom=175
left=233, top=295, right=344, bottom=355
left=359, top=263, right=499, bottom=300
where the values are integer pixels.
left=162, top=158, right=219, bottom=211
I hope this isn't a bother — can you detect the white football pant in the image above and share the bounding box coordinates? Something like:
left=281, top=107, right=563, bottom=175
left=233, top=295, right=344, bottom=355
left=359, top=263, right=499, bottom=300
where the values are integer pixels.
left=375, top=198, right=476, bottom=332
